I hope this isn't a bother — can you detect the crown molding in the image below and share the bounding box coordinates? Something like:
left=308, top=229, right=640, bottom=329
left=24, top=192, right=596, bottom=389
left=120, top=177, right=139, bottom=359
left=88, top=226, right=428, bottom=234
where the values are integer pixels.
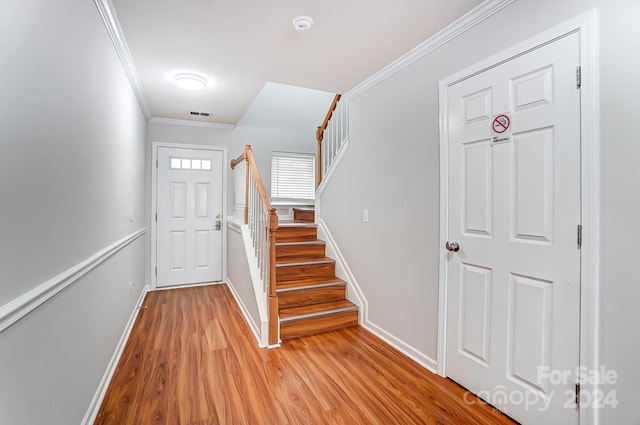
left=93, top=0, right=152, bottom=120
left=345, top=0, right=516, bottom=100
left=149, top=117, right=237, bottom=130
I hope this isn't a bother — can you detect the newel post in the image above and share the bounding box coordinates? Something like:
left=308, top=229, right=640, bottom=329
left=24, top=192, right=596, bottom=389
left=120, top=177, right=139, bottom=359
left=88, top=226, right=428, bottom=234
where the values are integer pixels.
left=268, top=208, right=279, bottom=346
left=316, top=127, right=324, bottom=189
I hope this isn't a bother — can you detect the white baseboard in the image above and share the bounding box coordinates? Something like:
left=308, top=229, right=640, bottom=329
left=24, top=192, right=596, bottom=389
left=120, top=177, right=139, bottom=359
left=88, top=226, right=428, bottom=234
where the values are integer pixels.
left=154, top=281, right=225, bottom=291
left=364, top=320, right=437, bottom=374
left=316, top=219, right=366, bottom=322
left=81, top=284, right=150, bottom=425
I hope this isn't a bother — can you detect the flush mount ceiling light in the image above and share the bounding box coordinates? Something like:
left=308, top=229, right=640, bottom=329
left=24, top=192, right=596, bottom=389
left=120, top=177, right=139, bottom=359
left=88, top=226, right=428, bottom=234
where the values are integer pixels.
left=175, top=73, right=207, bottom=91
left=292, top=15, right=314, bottom=32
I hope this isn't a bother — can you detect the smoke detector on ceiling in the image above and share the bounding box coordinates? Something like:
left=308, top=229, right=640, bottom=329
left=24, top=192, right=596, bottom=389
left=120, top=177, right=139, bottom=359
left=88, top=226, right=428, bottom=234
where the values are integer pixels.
left=292, top=16, right=314, bottom=32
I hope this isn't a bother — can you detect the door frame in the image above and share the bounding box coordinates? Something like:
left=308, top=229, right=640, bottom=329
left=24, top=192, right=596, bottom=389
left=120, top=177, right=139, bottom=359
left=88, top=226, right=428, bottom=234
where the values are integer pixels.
left=151, top=142, right=228, bottom=290
left=437, top=10, right=599, bottom=425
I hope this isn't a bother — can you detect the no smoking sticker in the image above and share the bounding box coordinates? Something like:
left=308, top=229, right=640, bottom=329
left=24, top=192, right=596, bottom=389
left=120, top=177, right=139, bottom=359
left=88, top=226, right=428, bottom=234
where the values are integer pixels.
left=491, top=113, right=512, bottom=145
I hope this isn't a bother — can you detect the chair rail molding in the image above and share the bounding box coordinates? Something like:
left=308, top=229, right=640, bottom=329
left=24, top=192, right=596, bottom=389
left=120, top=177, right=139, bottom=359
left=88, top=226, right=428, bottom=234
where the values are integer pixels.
left=0, top=227, right=147, bottom=334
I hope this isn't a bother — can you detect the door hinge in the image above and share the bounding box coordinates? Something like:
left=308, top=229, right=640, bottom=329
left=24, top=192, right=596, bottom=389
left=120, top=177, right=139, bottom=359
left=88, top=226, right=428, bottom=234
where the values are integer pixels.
left=155, top=266, right=157, bottom=276
left=155, top=213, right=157, bottom=222
left=576, top=66, right=582, bottom=89
left=575, top=383, right=581, bottom=408
left=156, top=159, right=158, bottom=168
left=577, top=224, right=583, bottom=249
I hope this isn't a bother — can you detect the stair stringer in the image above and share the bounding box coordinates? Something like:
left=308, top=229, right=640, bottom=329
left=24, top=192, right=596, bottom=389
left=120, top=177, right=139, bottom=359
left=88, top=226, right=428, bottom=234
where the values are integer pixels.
left=316, top=136, right=350, bottom=198
left=226, top=221, right=270, bottom=347
left=316, top=219, right=366, bottom=324
left=316, top=218, right=437, bottom=373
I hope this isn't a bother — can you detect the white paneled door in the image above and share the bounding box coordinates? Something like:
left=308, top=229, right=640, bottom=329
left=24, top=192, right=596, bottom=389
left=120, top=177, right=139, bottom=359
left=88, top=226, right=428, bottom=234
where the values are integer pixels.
left=444, top=33, right=581, bottom=424
left=157, top=147, right=223, bottom=287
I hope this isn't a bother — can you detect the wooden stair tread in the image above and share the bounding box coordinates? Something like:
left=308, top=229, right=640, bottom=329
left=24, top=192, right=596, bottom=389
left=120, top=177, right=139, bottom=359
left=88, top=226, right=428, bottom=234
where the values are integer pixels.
left=292, top=208, right=315, bottom=222
left=273, top=207, right=357, bottom=339
left=278, top=285, right=347, bottom=309
left=277, top=221, right=317, bottom=228
left=275, top=224, right=318, bottom=242
left=276, top=239, right=325, bottom=246
left=277, top=277, right=346, bottom=292
left=280, top=299, right=358, bottom=321
left=276, top=240, right=326, bottom=260
left=279, top=220, right=315, bottom=225
left=276, top=236, right=318, bottom=243
left=279, top=310, right=359, bottom=339
left=275, top=256, right=334, bottom=266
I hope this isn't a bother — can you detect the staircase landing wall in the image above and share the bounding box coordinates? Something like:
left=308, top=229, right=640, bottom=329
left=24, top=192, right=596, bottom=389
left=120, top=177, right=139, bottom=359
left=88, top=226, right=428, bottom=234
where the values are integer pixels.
left=226, top=221, right=268, bottom=347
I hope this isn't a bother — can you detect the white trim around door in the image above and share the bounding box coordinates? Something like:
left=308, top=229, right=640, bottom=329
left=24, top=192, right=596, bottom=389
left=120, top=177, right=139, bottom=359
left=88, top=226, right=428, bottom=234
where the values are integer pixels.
left=437, top=9, right=599, bottom=425
left=151, top=142, right=228, bottom=289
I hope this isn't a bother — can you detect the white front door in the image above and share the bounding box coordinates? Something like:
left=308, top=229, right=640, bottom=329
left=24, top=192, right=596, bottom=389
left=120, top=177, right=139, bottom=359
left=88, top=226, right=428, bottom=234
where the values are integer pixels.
left=156, top=147, right=223, bottom=287
left=444, top=32, right=581, bottom=424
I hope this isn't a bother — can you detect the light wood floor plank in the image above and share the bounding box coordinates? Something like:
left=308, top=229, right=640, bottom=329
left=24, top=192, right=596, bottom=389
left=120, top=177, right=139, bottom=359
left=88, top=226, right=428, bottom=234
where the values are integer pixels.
left=94, top=284, right=517, bottom=425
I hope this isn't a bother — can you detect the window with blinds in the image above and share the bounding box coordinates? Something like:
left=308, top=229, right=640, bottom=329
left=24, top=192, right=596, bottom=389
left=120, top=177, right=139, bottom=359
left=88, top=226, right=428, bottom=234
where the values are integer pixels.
left=271, top=151, right=316, bottom=201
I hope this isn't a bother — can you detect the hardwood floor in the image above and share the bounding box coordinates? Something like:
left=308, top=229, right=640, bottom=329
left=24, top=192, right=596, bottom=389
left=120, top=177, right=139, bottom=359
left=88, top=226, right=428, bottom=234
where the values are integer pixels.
left=94, top=284, right=517, bottom=425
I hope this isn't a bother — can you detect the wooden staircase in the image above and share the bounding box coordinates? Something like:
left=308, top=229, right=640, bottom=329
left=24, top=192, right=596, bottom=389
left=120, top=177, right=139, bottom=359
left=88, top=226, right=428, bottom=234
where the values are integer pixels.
left=275, top=207, right=359, bottom=339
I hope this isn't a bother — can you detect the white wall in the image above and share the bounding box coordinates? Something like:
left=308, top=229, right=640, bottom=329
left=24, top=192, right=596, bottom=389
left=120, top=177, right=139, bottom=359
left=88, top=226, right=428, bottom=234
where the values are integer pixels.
left=0, top=0, right=147, bottom=423
left=597, top=1, right=640, bottom=424
left=234, top=82, right=334, bottom=199
left=227, top=224, right=263, bottom=342
left=318, top=0, right=640, bottom=422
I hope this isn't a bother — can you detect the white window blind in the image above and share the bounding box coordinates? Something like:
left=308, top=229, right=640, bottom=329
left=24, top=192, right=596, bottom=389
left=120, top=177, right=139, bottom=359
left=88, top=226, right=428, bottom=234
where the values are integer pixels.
left=271, top=151, right=315, bottom=200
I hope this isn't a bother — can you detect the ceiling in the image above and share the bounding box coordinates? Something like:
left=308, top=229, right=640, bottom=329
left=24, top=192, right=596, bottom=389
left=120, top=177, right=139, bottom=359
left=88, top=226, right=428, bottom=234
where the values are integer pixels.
left=111, top=0, right=485, bottom=125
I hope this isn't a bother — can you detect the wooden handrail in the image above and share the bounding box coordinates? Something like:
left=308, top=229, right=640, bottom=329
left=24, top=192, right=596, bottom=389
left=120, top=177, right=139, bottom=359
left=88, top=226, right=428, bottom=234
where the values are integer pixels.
left=244, top=146, right=249, bottom=225
left=316, top=94, right=341, bottom=188
left=229, top=151, right=245, bottom=170
left=244, top=145, right=272, bottom=213
left=317, top=94, right=342, bottom=142
left=236, top=144, right=280, bottom=346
